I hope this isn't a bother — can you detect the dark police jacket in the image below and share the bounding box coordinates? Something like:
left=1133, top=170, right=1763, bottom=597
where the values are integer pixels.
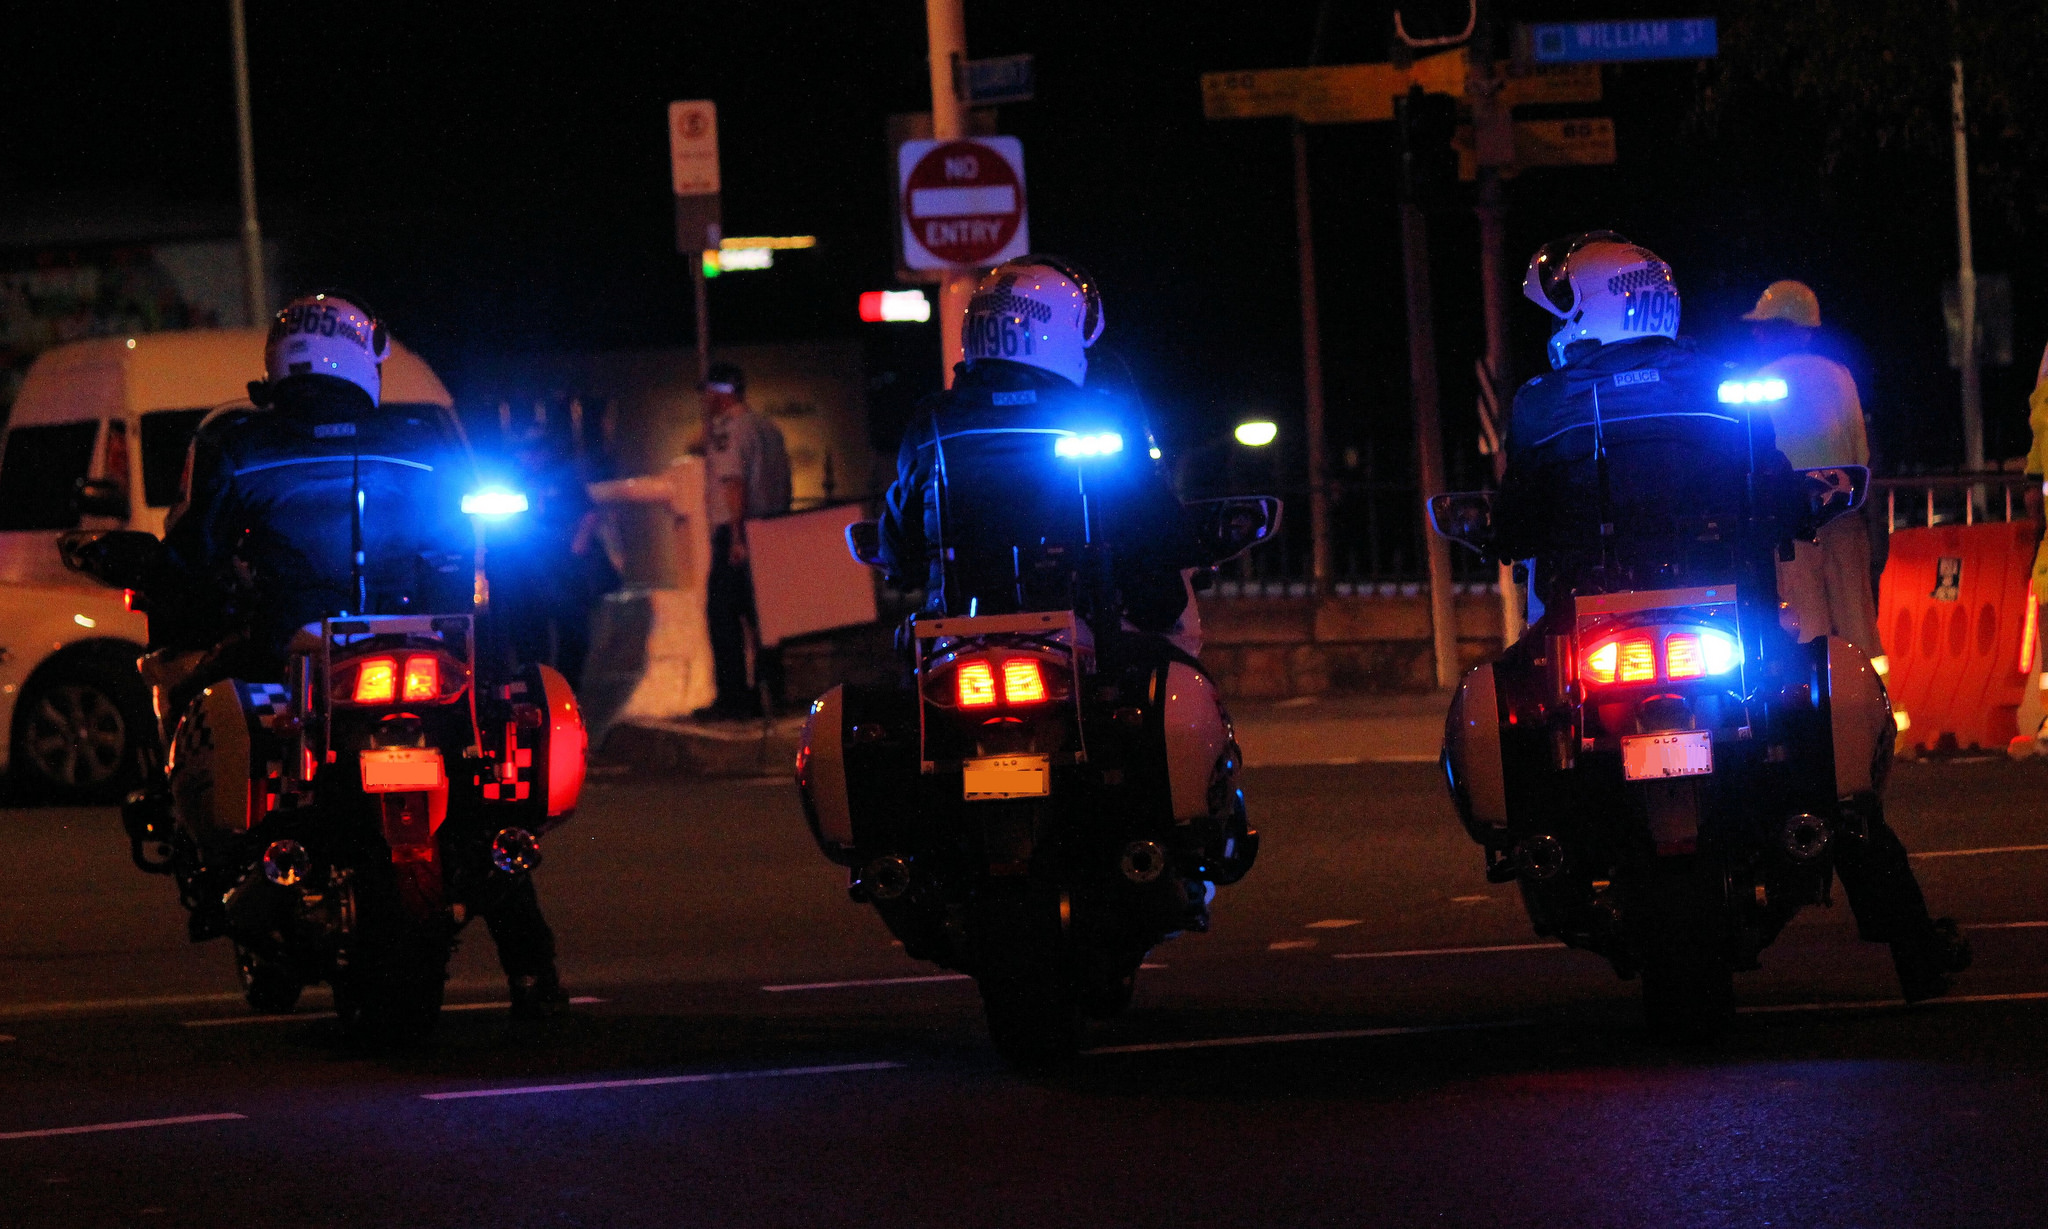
left=1494, top=336, right=1786, bottom=570
left=878, top=360, right=1198, bottom=632
left=161, top=376, right=476, bottom=658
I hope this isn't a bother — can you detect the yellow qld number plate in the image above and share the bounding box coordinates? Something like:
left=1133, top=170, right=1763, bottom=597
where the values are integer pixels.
left=1621, top=731, right=1713, bottom=781
left=963, top=754, right=1051, bottom=800
left=360, top=747, right=446, bottom=793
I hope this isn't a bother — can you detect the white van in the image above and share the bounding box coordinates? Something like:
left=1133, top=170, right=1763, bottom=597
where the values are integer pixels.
left=0, top=329, right=453, bottom=801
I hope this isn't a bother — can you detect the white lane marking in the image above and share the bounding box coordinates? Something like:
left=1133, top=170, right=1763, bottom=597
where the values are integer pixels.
left=762, top=974, right=971, bottom=993
left=1085, top=1019, right=1528, bottom=1056
left=742, top=776, right=792, bottom=787
left=1911, top=844, right=2048, bottom=859
left=0, top=1113, right=247, bottom=1142
left=2, top=991, right=250, bottom=1020
left=183, top=996, right=606, bottom=1028
left=1267, top=939, right=1318, bottom=951
left=0, top=1035, right=14, bottom=1043
left=1304, top=919, right=1361, bottom=930
left=422, top=1061, right=903, bottom=1101
left=1739, top=990, right=2048, bottom=1015
left=1334, top=942, right=1567, bottom=960
left=1964, top=921, right=2048, bottom=930
left=1450, top=895, right=1493, bottom=904
left=1374, top=754, right=1441, bottom=763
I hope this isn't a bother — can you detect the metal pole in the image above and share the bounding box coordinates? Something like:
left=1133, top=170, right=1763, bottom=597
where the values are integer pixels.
left=229, top=0, right=266, bottom=325
left=691, top=254, right=711, bottom=383
left=1469, top=0, right=1519, bottom=646
left=1292, top=123, right=1332, bottom=598
left=1951, top=5, right=1983, bottom=474
left=1399, top=89, right=1461, bottom=690
left=925, top=0, right=973, bottom=388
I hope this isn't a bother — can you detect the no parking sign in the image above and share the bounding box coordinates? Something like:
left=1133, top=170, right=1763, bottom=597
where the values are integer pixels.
left=897, top=137, right=1030, bottom=271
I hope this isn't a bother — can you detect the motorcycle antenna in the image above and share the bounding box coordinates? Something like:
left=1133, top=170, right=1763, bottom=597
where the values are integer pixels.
left=350, top=446, right=366, bottom=616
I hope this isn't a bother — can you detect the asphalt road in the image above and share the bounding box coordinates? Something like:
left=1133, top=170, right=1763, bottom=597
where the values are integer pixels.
left=5, top=757, right=2048, bottom=1228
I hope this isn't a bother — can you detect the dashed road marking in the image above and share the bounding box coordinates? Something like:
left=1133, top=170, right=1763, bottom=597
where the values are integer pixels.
left=1911, top=844, right=2048, bottom=860
left=183, top=997, right=605, bottom=1028
left=1334, top=942, right=1567, bottom=960
left=1739, top=990, right=2048, bottom=1014
left=1963, top=921, right=2048, bottom=930
left=1304, top=919, right=1361, bottom=930
left=1450, top=895, right=1493, bottom=904
left=0, top=1113, right=247, bottom=1142
left=1267, top=939, right=1318, bottom=951
left=1140, top=962, right=1168, bottom=970
left=422, top=1062, right=903, bottom=1101
left=1084, top=1019, right=1528, bottom=1055
left=0, top=1035, right=13, bottom=1043
left=762, top=974, right=971, bottom=993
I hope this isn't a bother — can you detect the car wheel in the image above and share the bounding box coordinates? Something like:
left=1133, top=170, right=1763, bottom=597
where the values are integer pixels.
left=12, top=658, right=150, bottom=804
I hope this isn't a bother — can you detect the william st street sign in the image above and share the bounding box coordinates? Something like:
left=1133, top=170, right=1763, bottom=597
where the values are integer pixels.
left=1522, top=18, right=1718, bottom=65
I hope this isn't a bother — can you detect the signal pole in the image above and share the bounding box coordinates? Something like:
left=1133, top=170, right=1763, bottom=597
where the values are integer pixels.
left=925, top=0, right=973, bottom=387
left=229, top=0, right=267, bottom=325
left=1469, top=0, right=1521, bottom=644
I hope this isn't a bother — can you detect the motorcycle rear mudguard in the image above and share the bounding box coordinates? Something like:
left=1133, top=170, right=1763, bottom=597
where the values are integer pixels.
left=1442, top=662, right=1510, bottom=846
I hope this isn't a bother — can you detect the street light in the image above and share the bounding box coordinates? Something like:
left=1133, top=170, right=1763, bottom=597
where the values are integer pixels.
left=1234, top=420, right=1279, bottom=447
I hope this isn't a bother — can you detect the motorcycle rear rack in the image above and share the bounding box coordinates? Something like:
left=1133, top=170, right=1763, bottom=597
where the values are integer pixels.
left=912, top=609, right=1089, bottom=774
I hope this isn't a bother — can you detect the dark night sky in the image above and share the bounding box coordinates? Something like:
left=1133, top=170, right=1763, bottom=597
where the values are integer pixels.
left=5, top=1, right=2040, bottom=488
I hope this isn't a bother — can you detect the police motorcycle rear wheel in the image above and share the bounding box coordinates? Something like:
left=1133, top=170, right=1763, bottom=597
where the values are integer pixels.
left=972, top=888, right=1085, bottom=1067
left=331, top=861, right=451, bottom=1045
left=1635, top=856, right=1735, bottom=1041
left=234, top=941, right=304, bottom=1015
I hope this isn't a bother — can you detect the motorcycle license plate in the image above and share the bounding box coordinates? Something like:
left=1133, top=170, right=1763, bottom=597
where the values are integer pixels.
left=1621, top=731, right=1713, bottom=781
left=360, top=747, right=446, bottom=793
left=963, top=754, right=1050, bottom=800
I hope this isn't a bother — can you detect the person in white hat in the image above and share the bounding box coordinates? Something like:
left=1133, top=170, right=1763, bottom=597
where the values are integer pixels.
left=1744, top=280, right=1887, bottom=672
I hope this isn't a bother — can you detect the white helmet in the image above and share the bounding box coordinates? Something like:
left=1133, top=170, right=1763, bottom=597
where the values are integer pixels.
left=963, top=255, right=1105, bottom=387
left=265, top=292, right=391, bottom=403
left=1523, top=231, right=1680, bottom=370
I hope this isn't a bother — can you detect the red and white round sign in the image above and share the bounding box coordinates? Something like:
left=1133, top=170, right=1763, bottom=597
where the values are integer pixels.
left=898, top=137, right=1029, bottom=270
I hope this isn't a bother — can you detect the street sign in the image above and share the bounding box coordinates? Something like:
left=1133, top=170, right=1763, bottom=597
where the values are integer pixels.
left=667, top=100, right=720, bottom=195
left=898, top=136, right=1029, bottom=270
left=1522, top=18, right=1717, bottom=65
left=1201, top=50, right=1468, bottom=124
left=1500, top=61, right=1603, bottom=106
left=1455, top=117, right=1617, bottom=180
left=965, top=54, right=1034, bottom=105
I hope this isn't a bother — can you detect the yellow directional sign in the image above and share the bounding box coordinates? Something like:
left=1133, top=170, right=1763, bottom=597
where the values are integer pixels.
left=1201, top=50, right=1471, bottom=124
left=1203, top=52, right=1600, bottom=124
left=1455, top=117, right=1616, bottom=179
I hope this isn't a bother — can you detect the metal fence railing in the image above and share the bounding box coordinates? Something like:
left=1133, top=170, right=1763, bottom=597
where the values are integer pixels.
left=1873, top=473, right=2036, bottom=531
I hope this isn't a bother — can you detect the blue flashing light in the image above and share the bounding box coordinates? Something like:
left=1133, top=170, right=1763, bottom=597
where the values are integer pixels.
left=1717, top=378, right=1788, bottom=405
left=1700, top=628, right=1741, bottom=675
left=1054, top=432, right=1123, bottom=459
left=462, top=488, right=530, bottom=517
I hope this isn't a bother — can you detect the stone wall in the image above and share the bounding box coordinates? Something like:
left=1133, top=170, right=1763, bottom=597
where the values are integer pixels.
left=1198, top=593, right=1508, bottom=698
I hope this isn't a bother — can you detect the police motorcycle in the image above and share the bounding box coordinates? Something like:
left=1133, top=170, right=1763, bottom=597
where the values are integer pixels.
left=798, top=481, right=1277, bottom=1066
left=59, top=484, right=585, bottom=1042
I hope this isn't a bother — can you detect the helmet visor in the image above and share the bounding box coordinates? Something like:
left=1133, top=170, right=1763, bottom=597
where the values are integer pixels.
left=1526, top=229, right=1628, bottom=315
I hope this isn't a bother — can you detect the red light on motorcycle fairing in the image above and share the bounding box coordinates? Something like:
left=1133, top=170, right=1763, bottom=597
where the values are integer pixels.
left=1619, top=637, right=1657, bottom=683
left=1584, top=640, right=1619, bottom=685
left=1002, top=658, right=1047, bottom=705
left=402, top=654, right=440, bottom=702
left=1664, top=633, right=1704, bottom=680
left=956, top=660, right=998, bottom=708
left=354, top=657, right=398, bottom=704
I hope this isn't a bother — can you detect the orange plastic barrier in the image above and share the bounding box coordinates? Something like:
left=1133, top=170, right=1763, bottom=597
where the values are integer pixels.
left=1878, top=520, right=2037, bottom=753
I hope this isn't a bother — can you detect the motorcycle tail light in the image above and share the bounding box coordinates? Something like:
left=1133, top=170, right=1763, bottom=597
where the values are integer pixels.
left=354, top=657, right=398, bottom=704
left=1618, top=637, right=1657, bottom=683
left=1002, top=658, right=1047, bottom=705
left=402, top=654, right=440, bottom=702
left=956, top=660, right=998, bottom=708
left=1665, top=632, right=1703, bottom=679
left=1584, top=640, right=1619, bottom=685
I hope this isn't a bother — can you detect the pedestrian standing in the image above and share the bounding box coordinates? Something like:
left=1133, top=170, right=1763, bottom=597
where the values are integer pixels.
left=695, top=361, right=792, bottom=721
left=1743, top=280, right=1888, bottom=671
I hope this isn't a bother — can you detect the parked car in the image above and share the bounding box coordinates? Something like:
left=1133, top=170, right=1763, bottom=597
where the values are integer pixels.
left=0, top=328, right=453, bottom=802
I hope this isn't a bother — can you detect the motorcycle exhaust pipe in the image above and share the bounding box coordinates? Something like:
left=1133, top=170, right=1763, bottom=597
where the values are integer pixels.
left=1781, top=813, right=1832, bottom=862
left=851, top=855, right=913, bottom=903
left=1120, top=840, right=1169, bottom=885
left=224, top=840, right=310, bottom=934
left=1488, top=833, right=1567, bottom=884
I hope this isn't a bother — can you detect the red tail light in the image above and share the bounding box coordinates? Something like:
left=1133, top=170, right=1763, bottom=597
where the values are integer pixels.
left=402, top=655, right=440, bottom=701
left=1584, top=640, right=1619, bottom=685
left=1664, top=633, right=1704, bottom=680
left=1002, top=658, right=1047, bottom=704
left=354, top=657, right=398, bottom=704
left=956, top=660, right=997, bottom=708
left=1619, top=637, right=1657, bottom=683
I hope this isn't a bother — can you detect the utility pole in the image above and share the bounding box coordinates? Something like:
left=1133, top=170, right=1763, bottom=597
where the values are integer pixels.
left=924, top=0, right=973, bottom=387
left=1292, top=121, right=1333, bottom=597
left=1398, top=86, right=1462, bottom=691
left=229, top=0, right=267, bottom=325
left=1468, top=0, right=1520, bottom=645
left=1949, top=2, right=1983, bottom=473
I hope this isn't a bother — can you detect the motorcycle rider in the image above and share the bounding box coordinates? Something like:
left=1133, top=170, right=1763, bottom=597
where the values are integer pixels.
left=156, top=291, right=567, bottom=1018
left=878, top=256, right=1199, bottom=655
left=1494, top=233, right=1969, bottom=1001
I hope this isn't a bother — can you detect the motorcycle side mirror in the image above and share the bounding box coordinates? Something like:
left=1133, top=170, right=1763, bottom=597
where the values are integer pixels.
left=57, top=528, right=165, bottom=590
left=1799, top=465, right=1869, bottom=526
left=845, top=519, right=885, bottom=569
left=73, top=477, right=130, bottom=521
left=1427, top=491, right=1496, bottom=555
left=1185, top=496, right=1283, bottom=567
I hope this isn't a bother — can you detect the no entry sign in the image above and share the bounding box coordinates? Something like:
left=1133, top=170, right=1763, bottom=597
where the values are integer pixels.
left=898, top=136, right=1030, bottom=271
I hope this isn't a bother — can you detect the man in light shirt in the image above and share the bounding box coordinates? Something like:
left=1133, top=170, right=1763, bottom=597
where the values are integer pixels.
left=695, top=361, right=793, bottom=721
left=1744, top=280, right=1886, bottom=670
